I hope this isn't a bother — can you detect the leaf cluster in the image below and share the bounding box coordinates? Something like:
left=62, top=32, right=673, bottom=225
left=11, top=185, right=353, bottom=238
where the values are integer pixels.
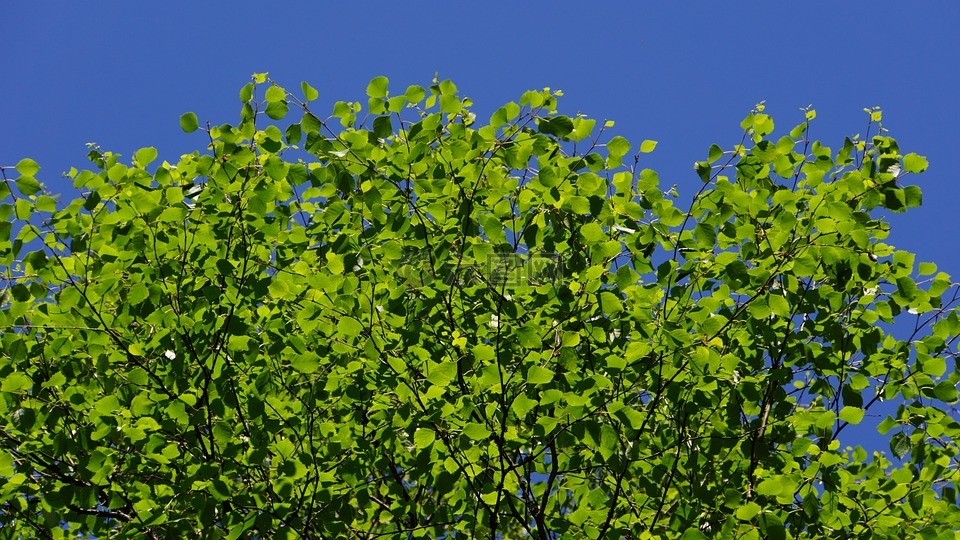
left=1, top=76, right=959, bottom=538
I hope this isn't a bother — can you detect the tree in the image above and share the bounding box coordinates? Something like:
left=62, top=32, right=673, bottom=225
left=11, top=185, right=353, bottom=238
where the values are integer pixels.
left=1, top=73, right=959, bottom=539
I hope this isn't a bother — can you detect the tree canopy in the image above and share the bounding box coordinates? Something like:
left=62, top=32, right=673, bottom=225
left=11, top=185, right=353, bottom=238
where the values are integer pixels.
left=2, top=74, right=959, bottom=538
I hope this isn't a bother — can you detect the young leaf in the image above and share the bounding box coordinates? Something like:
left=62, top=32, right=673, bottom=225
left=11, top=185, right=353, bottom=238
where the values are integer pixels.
left=180, top=112, right=199, bottom=133
left=903, top=153, right=929, bottom=173
left=301, top=81, right=319, bottom=102
left=463, top=423, right=491, bottom=440
left=839, top=406, right=864, bottom=425
left=607, top=136, right=630, bottom=157
left=526, top=366, right=554, bottom=385
left=366, top=76, right=389, bottom=99
left=15, top=158, right=40, bottom=176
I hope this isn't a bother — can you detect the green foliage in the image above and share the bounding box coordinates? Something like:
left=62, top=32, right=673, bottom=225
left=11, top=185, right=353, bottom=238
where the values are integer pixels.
left=2, top=74, right=960, bottom=538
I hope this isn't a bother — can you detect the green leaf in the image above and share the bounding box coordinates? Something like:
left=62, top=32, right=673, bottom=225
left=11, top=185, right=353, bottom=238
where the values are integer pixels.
left=511, top=394, right=538, bottom=419
left=904, top=185, right=922, bottom=207
left=903, top=153, right=928, bottom=173
left=702, top=315, right=728, bottom=336
left=920, top=355, right=946, bottom=377
left=538, top=115, right=574, bottom=138
left=274, top=438, right=295, bottom=460
left=15, top=158, right=40, bottom=176
left=440, top=94, right=461, bottom=114
left=180, top=112, right=199, bottom=133
left=767, top=295, right=790, bottom=317
left=337, top=317, right=364, bottom=338
left=607, top=136, right=630, bottom=157
left=301, top=81, right=319, bottom=102
left=468, top=343, right=494, bottom=363
left=239, top=82, right=254, bottom=102
left=639, top=140, right=658, bottom=153
left=517, top=324, right=542, bottom=349
left=839, top=406, right=864, bottom=425
left=1, top=372, right=32, bottom=392
left=41, top=371, right=66, bottom=389
left=679, top=530, right=708, bottom=540
left=290, top=354, right=320, bottom=374
left=580, top=223, right=606, bottom=242
left=373, top=115, right=392, bottom=139
left=756, top=477, right=784, bottom=497
left=265, top=100, right=288, bottom=120
left=107, top=163, right=127, bottom=182
left=490, top=103, right=520, bottom=127
left=134, top=147, right=158, bottom=167
left=526, top=366, right=554, bottom=385
left=707, top=144, right=723, bottom=163
left=463, top=423, right=490, bottom=440
left=599, top=291, right=622, bottom=315
left=761, top=514, right=786, bottom=540
left=366, top=76, right=389, bottom=99
left=413, top=428, right=436, bottom=449
left=0, top=451, right=14, bottom=477
left=301, top=112, right=322, bottom=134
left=693, top=222, right=716, bottom=250
left=426, top=361, right=457, bottom=387
left=127, top=283, right=149, bottom=305
left=285, top=123, right=302, bottom=145
left=565, top=195, right=591, bottom=214
left=94, top=395, right=120, bottom=415
left=875, top=419, right=896, bottom=440
left=405, top=84, right=426, bottom=104
left=570, top=116, right=596, bottom=142
left=14, top=199, right=34, bottom=221
left=933, top=381, right=958, bottom=402
left=14, top=175, right=42, bottom=196
left=694, top=161, right=711, bottom=182
left=895, top=276, right=919, bottom=301
left=213, top=422, right=233, bottom=446
left=265, top=85, right=285, bottom=103
left=890, top=432, right=910, bottom=459
left=735, top=501, right=761, bottom=520
left=815, top=410, right=836, bottom=429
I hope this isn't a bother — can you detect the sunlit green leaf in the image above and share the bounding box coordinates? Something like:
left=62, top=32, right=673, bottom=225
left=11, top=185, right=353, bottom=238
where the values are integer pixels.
left=426, top=361, right=457, bottom=387
left=1, top=372, right=32, bottom=392
left=903, top=153, right=928, bottom=173
left=735, top=502, right=761, bottom=520
left=15, top=158, right=40, bottom=176
left=526, top=366, right=554, bottom=385
left=414, top=428, right=436, bottom=449
left=180, top=112, right=199, bottom=133
left=265, top=85, right=285, bottom=103
left=366, top=76, right=389, bottom=99
left=607, top=136, right=630, bottom=157
left=14, top=175, right=41, bottom=196
left=538, top=115, right=574, bottom=138
left=839, top=406, right=864, bottom=425
left=890, top=432, right=910, bottom=459
left=134, top=147, right=158, bottom=167
left=463, top=423, right=490, bottom=440
left=301, top=81, right=319, bottom=102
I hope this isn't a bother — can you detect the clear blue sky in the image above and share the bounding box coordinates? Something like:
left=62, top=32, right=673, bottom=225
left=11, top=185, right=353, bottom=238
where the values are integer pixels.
left=4, top=2, right=959, bottom=453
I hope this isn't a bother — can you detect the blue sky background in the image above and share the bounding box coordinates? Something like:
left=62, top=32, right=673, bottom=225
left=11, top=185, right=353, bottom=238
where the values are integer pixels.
left=3, top=2, right=959, bottom=455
